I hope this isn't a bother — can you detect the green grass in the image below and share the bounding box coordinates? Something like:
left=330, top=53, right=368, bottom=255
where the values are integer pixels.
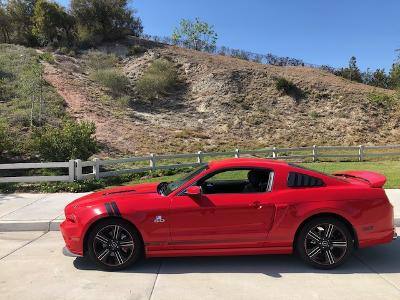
left=300, top=161, right=399, bottom=188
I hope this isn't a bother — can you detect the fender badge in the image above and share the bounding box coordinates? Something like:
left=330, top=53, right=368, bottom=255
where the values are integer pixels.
left=154, top=216, right=165, bottom=223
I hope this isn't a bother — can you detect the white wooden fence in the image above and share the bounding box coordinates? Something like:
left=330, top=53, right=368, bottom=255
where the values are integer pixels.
left=1, top=145, right=400, bottom=183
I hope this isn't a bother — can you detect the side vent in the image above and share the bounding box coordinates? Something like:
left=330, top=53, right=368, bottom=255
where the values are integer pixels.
left=287, top=172, right=324, bottom=188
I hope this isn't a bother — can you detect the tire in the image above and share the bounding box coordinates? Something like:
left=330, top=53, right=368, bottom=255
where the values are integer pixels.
left=296, top=217, right=354, bottom=269
left=87, top=218, right=143, bottom=271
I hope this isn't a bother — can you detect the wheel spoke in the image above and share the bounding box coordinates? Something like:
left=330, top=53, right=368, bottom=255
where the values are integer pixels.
left=98, top=249, right=110, bottom=261
left=113, top=225, right=120, bottom=240
left=120, top=241, right=134, bottom=247
left=308, top=247, right=322, bottom=258
left=115, top=250, right=124, bottom=265
left=95, top=234, right=109, bottom=244
left=332, top=241, right=347, bottom=248
left=325, top=250, right=335, bottom=265
left=325, top=224, right=334, bottom=239
left=307, top=231, right=321, bottom=243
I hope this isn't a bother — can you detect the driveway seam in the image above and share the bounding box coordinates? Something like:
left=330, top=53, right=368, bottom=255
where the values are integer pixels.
left=0, top=194, right=50, bottom=219
left=0, top=231, right=48, bottom=261
left=353, top=253, right=400, bottom=294
left=149, top=260, right=163, bottom=300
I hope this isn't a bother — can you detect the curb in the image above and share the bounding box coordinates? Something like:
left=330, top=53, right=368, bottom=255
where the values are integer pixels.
left=0, top=219, right=63, bottom=232
left=0, top=218, right=399, bottom=232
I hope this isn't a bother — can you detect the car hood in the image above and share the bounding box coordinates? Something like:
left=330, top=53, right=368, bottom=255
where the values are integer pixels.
left=66, top=182, right=160, bottom=210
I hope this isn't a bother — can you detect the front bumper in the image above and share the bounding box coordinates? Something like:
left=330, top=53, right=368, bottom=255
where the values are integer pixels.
left=63, top=246, right=82, bottom=257
left=60, top=219, right=84, bottom=256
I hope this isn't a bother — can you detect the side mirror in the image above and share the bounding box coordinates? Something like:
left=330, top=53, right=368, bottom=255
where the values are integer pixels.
left=185, top=186, right=202, bottom=197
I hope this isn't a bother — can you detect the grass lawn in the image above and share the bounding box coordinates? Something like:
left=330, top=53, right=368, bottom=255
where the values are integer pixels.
left=122, top=160, right=400, bottom=189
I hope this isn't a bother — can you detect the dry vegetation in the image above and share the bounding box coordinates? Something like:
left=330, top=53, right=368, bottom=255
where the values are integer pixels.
left=40, top=38, right=400, bottom=157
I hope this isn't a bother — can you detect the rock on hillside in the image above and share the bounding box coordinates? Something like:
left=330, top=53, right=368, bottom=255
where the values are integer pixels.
left=43, top=39, right=400, bottom=156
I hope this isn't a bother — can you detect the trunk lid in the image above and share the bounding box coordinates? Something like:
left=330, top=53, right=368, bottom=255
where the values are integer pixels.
left=333, top=170, right=386, bottom=188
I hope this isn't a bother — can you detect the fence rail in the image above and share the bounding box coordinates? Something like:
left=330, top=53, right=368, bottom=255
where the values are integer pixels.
left=1, top=145, right=400, bottom=183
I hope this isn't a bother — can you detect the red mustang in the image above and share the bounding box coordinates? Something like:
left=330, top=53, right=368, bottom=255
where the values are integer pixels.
left=61, top=158, right=395, bottom=271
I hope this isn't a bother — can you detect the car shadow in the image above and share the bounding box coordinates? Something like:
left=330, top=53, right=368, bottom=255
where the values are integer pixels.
left=73, top=238, right=400, bottom=277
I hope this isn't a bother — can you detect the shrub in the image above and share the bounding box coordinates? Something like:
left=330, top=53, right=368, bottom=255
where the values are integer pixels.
left=84, top=50, right=118, bottom=70
left=32, top=120, right=98, bottom=161
left=368, top=91, right=398, bottom=107
left=89, top=68, right=130, bottom=94
left=39, top=52, right=55, bottom=64
left=275, top=77, right=305, bottom=101
left=136, top=59, right=178, bottom=100
left=0, top=121, right=12, bottom=158
left=128, top=45, right=147, bottom=56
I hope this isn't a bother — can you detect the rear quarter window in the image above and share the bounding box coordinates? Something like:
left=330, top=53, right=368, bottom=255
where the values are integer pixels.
left=287, top=172, right=324, bottom=188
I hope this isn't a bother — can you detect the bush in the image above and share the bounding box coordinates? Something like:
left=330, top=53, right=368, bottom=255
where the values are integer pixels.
left=275, top=77, right=305, bottom=101
left=128, top=45, right=147, bottom=56
left=0, top=121, right=12, bottom=158
left=89, top=68, right=130, bottom=94
left=84, top=50, right=118, bottom=70
left=136, top=59, right=178, bottom=100
left=32, top=120, right=98, bottom=161
left=39, top=52, right=55, bottom=64
left=368, top=91, right=398, bottom=107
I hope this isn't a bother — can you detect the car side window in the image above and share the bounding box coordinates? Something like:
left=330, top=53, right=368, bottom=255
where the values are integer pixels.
left=197, top=168, right=273, bottom=194
left=287, top=172, right=324, bottom=187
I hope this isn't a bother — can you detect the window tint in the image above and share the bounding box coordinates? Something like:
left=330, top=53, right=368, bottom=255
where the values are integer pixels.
left=287, top=172, right=324, bottom=188
left=198, top=168, right=272, bottom=194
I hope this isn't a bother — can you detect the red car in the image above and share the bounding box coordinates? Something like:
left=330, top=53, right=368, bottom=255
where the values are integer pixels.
left=61, top=158, right=396, bottom=271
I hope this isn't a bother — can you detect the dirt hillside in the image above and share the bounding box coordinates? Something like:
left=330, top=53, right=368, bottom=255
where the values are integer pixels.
left=43, top=39, right=400, bottom=156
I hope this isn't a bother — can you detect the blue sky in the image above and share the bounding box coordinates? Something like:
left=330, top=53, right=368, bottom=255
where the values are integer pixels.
left=56, top=0, right=400, bottom=71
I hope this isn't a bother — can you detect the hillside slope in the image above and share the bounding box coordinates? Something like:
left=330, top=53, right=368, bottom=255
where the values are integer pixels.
left=43, top=39, right=400, bottom=156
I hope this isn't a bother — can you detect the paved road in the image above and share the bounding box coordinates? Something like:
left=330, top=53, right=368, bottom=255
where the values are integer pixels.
left=1, top=230, right=400, bottom=300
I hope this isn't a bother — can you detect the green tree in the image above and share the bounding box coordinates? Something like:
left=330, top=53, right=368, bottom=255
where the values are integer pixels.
left=335, top=56, right=363, bottom=83
left=71, top=0, right=142, bottom=45
left=172, top=18, right=218, bottom=52
left=32, top=0, right=76, bottom=47
left=6, top=0, right=37, bottom=45
left=390, top=51, right=400, bottom=89
left=0, top=3, right=11, bottom=43
left=33, top=120, right=98, bottom=161
left=370, top=68, right=390, bottom=89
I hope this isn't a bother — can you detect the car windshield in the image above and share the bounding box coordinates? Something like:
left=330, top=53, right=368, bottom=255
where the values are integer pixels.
left=162, top=164, right=208, bottom=196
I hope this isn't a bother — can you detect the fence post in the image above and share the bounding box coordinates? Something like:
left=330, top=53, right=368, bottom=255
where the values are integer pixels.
left=75, top=159, right=82, bottom=181
left=197, top=151, right=203, bottom=164
left=93, top=158, right=100, bottom=179
left=235, top=148, right=240, bottom=158
left=312, top=145, right=318, bottom=162
left=68, top=160, right=75, bottom=182
left=272, top=147, right=277, bottom=159
left=359, top=145, right=364, bottom=162
left=150, top=154, right=156, bottom=171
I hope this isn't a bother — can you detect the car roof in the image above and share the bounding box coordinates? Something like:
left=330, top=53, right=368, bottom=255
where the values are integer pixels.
left=208, top=157, right=289, bottom=169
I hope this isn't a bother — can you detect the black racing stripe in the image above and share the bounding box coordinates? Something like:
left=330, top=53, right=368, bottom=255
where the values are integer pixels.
left=104, top=202, right=114, bottom=216
left=110, top=202, right=121, bottom=216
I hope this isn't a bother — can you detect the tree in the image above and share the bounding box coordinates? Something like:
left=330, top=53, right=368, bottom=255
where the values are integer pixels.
left=0, top=3, right=11, bottom=43
left=71, top=0, right=142, bottom=45
left=390, top=51, right=400, bottom=89
left=370, top=68, right=390, bottom=89
left=32, top=0, right=76, bottom=47
left=172, top=18, right=218, bottom=52
left=6, top=0, right=37, bottom=45
left=335, top=56, right=362, bottom=83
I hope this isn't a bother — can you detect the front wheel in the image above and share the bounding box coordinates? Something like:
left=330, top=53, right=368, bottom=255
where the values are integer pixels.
left=87, top=219, right=142, bottom=271
left=296, top=217, right=354, bottom=269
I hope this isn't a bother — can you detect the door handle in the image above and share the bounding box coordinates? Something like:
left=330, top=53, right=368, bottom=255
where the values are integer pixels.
left=250, top=201, right=263, bottom=209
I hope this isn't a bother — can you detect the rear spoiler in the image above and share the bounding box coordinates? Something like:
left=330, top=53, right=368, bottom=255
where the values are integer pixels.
left=332, top=170, right=386, bottom=188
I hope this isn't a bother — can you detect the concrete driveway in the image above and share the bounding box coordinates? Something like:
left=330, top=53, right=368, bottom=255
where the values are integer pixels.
left=1, top=230, right=400, bottom=300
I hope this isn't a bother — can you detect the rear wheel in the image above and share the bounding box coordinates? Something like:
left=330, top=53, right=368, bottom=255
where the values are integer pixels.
left=296, top=217, right=353, bottom=269
left=87, top=219, right=142, bottom=271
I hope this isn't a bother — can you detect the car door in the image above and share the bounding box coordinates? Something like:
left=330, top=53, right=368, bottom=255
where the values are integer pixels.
left=169, top=168, right=276, bottom=249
